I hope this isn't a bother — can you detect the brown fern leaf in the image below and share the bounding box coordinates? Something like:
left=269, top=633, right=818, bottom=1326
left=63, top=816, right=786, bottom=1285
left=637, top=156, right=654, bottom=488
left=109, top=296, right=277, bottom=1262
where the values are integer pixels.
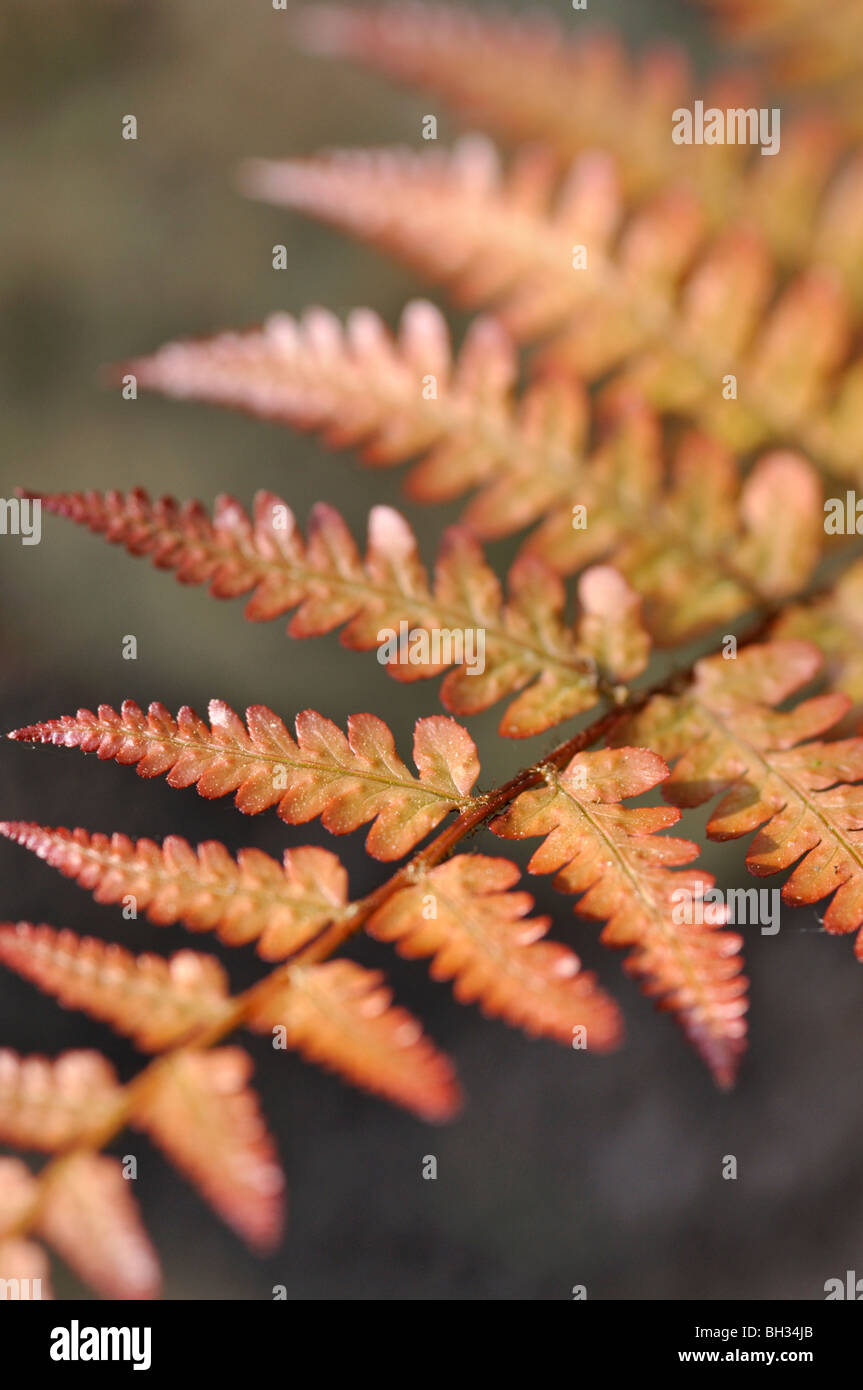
left=0, top=1050, right=122, bottom=1152
left=26, top=485, right=650, bottom=736
left=0, top=1237, right=53, bottom=1299
left=8, top=703, right=479, bottom=860
left=245, top=138, right=863, bottom=483
left=619, top=639, right=863, bottom=960
left=367, top=854, right=623, bottom=1050
left=247, top=959, right=461, bottom=1121
left=37, top=1153, right=161, bottom=1300
left=133, top=1046, right=284, bottom=1251
left=0, top=824, right=348, bottom=960
left=0, top=922, right=234, bottom=1050
left=490, top=749, right=748, bottom=1087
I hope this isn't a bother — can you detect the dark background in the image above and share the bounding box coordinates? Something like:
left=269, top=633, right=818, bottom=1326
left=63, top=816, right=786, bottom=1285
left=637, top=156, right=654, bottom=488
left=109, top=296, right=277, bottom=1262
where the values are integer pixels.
left=1, top=0, right=861, bottom=1300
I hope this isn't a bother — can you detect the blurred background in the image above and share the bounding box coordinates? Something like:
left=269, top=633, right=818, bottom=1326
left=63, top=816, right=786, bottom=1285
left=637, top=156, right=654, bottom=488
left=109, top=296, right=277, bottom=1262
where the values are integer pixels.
left=1, top=0, right=861, bottom=1300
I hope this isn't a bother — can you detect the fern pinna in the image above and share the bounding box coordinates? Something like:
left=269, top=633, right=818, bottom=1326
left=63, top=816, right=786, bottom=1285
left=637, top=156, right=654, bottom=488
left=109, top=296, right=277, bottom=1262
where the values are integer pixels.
left=4, top=1, right=863, bottom=1301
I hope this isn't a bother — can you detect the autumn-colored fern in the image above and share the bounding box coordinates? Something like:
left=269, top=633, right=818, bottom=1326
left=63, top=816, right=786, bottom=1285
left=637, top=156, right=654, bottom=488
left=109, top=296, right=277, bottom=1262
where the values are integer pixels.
left=4, top=0, right=863, bottom=1303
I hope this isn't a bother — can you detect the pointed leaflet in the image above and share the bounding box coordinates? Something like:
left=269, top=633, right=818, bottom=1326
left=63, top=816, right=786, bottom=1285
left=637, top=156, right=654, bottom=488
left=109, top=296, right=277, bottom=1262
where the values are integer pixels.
left=620, top=639, right=863, bottom=959
left=695, top=0, right=863, bottom=103
left=491, top=749, right=748, bottom=1086
left=26, top=486, right=650, bottom=735
left=37, top=1154, right=161, bottom=1300
left=8, top=703, right=479, bottom=860
left=0, top=824, right=349, bottom=960
left=133, top=1047, right=284, bottom=1251
left=367, top=854, right=622, bottom=1049
left=299, top=4, right=863, bottom=284
left=247, top=960, right=461, bottom=1121
left=247, top=136, right=863, bottom=482
left=0, top=1050, right=122, bottom=1151
left=119, top=300, right=599, bottom=530
left=0, top=923, right=234, bottom=1051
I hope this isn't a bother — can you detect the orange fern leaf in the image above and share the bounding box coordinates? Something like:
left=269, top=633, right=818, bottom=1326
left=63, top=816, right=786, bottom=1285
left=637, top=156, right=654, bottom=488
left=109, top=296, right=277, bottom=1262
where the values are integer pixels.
left=245, top=138, right=863, bottom=483
left=0, top=824, right=348, bottom=960
left=367, top=854, right=623, bottom=1049
left=248, top=959, right=461, bottom=1121
left=490, top=749, right=748, bottom=1087
left=300, top=6, right=863, bottom=287
left=26, top=487, right=651, bottom=735
left=620, top=639, right=863, bottom=959
left=8, top=703, right=479, bottom=860
left=0, top=1050, right=122, bottom=1152
left=133, top=1047, right=284, bottom=1251
left=0, top=922, right=233, bottom=1050
left=37, top=1154, right=161, bottom=1300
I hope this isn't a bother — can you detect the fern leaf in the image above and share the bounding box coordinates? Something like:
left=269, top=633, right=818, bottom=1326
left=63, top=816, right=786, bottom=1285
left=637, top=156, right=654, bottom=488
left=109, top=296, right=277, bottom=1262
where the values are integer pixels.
left=367, top=853, right=623, bottom=1049
left=37, top=1153, right=161, bottom=1300
left=247, top=959, right=461, bottom=1120
left=0, top=922, right=233, bottom=1050
left=0, top=1238, right=53, bottom=1299
left=0, top=1050, right=122, bottom=1152
left=620, top=639, right=863, bottom=959
left=490, top=749, right=748, bottom=1086
left=133, top=1046, right=284, bottom=1251
left=8, top=704, right=479, bottom=860
left=114, top=300, right=608, bottom=535
left=245, top=138, right=863, bottom=483
left=27, top=486, right=651, bottom=735
left=0, top=824, right=348, bottom=960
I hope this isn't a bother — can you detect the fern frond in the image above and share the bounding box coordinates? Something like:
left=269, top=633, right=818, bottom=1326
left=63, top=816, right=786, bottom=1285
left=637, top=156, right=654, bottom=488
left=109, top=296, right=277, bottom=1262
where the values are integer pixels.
left=37, top=1154, right=161, bottom=1300
left=0, top=1238, right=53, bottom=1299
left=620, top=639, right=863, bottom=959
left=28, top=485, right=652, bottom=734
left=248, top=959, right=461, bottom=1120
left=116, top=300, right=604, bottom=534
left=0, top=824, right=348, bottom=960
left=0, top=1050, right=122, bottom=1151
left=133, top=1047, right=284, bottom=1251
left=299, top=6, right=863, bottom=289
left=245, top=139, right=863, bottom=483
left=0, top=922, right=233, bottom=1050
left=8, top=703, right=479, bottom=860
left=367, top=853, right=623, bottom=1049
left=490, top=748, right=748, bottom=1087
